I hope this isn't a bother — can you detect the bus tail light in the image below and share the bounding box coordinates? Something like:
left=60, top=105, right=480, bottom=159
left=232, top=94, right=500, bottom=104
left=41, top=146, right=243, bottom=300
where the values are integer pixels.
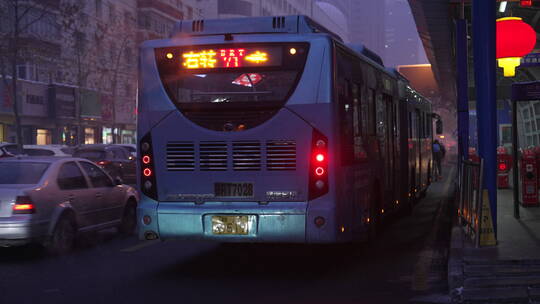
left=309, top=129, right=329, bottom=200
left=13, top=196, right=35, bottom=214
left=140, top=133, right=158, bottom=200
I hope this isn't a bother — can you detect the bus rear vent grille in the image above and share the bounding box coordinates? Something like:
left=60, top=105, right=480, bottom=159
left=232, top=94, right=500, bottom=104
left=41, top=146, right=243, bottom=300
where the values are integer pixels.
left=272, top=16, right=286, bottom=29
left=192, top=20, right=204, bottom=32
left=233, top=141, right=261, bottom=171
left=200, top=141, right=227, bottom=171
left=166, top=141, right=195, bottom=171
left=266, top=140, right=296, bottom=171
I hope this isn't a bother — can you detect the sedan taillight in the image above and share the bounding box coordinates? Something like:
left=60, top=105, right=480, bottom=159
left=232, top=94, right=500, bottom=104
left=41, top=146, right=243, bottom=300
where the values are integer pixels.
left=97, top=160, right=111, bottom=166
left=13, top=196, right=35, bottom=214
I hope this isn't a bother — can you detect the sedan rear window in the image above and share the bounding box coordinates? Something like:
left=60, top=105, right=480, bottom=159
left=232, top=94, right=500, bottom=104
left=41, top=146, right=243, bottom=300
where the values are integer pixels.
left=0, top=162, right=49, bottom=184
left=73, top=150, right=106, bottom=160
left=24, top=149, right=55, bottom=156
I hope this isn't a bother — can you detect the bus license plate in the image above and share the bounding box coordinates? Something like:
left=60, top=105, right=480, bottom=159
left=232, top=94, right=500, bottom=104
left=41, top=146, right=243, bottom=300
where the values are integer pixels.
left=212, top=215, right=249, bottom=235
left=214, top=183, right=253, bottom=197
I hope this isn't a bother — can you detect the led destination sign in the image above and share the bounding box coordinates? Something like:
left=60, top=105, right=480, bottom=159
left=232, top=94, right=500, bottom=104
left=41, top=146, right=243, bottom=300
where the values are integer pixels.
left=166, top=46, right=284, bottom=69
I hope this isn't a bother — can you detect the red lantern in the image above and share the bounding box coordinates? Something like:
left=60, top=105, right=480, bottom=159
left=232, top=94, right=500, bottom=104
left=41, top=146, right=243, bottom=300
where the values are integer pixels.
left=496, top=17, right=536, bottom=77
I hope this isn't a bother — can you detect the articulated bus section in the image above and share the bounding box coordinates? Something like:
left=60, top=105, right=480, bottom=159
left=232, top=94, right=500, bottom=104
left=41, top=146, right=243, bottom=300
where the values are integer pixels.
left=137, top=15, right=437, bottom=244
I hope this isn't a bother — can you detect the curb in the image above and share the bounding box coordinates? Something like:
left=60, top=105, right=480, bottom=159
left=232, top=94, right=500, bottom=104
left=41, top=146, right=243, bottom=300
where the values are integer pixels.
left=447, top=183, right=464, bottom=302
left=448, top=225, right=464, bottom=291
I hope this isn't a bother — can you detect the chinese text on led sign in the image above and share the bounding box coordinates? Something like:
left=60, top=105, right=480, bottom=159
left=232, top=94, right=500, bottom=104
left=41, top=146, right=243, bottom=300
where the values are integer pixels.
left=181, top=48, right=270, bottom=69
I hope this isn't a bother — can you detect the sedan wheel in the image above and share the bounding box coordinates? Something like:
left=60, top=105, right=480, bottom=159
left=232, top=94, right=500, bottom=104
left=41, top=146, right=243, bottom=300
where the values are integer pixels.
left=47, top=216, right=76, bottom=254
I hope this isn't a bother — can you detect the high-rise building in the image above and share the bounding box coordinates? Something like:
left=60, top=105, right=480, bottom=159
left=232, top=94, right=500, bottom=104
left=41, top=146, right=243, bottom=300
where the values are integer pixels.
left=197, top=0, right=349, bottom=42
left=348, top=0, right=385, bottom=57
left=384, top=0, right=427, bottom=67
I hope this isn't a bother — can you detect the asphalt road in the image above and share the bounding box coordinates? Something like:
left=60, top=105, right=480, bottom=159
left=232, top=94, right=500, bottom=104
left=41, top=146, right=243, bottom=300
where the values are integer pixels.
left=0, top=166, right=455, bottom=304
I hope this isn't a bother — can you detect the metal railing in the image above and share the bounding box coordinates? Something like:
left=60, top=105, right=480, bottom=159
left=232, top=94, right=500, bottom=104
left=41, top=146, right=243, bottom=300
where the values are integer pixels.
left=458, top=157, right=484, bottom=247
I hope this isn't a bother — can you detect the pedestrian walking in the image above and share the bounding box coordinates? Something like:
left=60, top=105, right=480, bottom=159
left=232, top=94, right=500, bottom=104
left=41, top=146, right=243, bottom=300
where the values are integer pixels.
left=433, top=140, right=445, bottom=180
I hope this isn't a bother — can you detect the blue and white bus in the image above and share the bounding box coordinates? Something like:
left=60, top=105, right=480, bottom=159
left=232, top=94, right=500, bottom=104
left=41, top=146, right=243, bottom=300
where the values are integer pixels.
left=137, top=16, right=435, bottom=243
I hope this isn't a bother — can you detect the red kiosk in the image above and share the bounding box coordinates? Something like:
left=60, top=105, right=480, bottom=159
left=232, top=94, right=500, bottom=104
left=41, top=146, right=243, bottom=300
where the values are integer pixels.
left=497, top=146, right=512, bottom=188
left=520, top=149, right=539, bottom=206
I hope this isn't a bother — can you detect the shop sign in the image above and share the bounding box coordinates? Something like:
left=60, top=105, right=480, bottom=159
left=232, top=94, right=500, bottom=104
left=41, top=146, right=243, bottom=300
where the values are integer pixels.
left=0, top=80, right=13, bottom=113
left=512, top=81, right=540, bottom=101
left=80, top=89, right=101, bottom=118
left=101, top=94, right=113, bottom=122
left=54, top=86, right=76, bottom=118
left=20, top=80, right=48, bottom=117
left=521, top=53, right=540, bottom=67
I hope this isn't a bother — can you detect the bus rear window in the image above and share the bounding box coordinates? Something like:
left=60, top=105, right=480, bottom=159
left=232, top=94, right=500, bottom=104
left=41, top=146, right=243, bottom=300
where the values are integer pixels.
left=155, top=43, right=309, bottom=131
left=156, top=44, right=308, bottom=104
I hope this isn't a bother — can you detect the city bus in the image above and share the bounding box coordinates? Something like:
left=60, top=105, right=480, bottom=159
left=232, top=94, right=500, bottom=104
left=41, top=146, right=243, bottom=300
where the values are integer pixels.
left=136, top=15, right=435, bottom=243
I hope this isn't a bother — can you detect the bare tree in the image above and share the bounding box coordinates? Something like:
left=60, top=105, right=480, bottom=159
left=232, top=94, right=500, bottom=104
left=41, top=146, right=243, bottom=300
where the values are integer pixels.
left=94, top=10, right=137, bottom=144
left=0, top=0, right=60, bottom=151
left=59, top=0, right=93, bottom=145
left=60, top=1, right=136, bottom=144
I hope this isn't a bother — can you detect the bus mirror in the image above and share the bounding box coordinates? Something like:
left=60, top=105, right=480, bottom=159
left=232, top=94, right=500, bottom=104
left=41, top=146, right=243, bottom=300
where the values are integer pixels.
left=436, top=119, right=443, bottom=135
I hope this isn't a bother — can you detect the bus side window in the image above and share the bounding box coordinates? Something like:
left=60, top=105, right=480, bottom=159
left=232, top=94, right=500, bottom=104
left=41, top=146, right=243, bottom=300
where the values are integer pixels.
left=336, top=47, right=355, bottom=165
left=352, top=83, right=360, bottom=137
left=408, top=111, right=413, bottom=139
left=338, top=78, right=354, bottom=165
left=360, top=84, right=368, bottom=136
left=368, top=88, right=376, bottom=135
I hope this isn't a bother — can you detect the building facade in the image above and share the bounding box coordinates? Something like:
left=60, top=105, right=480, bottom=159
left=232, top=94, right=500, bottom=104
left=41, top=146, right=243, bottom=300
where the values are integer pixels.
left=0, top=0, right=352, bottom=145
left=198, top=0, right=350, bottom=42
left=348, top=0, right=385, bottom=57
left=0, top=0, right=203, bottom=145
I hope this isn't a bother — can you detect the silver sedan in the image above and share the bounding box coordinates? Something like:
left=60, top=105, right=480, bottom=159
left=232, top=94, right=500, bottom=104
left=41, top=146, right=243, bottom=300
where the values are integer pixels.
left=0, top=157, right=139, bottom=253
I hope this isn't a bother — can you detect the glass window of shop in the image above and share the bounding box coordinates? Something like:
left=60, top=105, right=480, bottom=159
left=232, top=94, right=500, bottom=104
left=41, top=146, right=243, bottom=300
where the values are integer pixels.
left=85, top=128, right=95, bottom=144
left=36, top=129, right=51, bottom=145
left=102, top=127, right=113, bottom=144
left=121, top=130, right=135, bottom=144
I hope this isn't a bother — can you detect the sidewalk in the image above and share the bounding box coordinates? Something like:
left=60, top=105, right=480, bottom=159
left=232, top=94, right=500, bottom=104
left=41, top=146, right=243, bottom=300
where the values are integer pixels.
left=449, top=187, right=540, bottom=303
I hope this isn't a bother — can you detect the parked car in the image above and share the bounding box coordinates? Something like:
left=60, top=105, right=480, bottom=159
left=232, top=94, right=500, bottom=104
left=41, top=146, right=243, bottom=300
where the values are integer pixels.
left=72, top=144, right=136, bottom=185
left=117, top=144, right=137, bottom=157
left=0, top=142, right=18, bottom=154
left=22, top=145, right=73, bottom=157
left=0, top=146, right=13, bottom=158
left=0, top=157, right=138, bottom=253
left=0, top=143, right=73, bottom=157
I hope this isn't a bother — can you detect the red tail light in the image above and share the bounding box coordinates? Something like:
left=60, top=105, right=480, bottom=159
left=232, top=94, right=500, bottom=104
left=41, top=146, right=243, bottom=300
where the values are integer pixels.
left=521, top=0, right=532, bottom=7
left=13, top=196, right=35, bottom=214
left=140, top=133, right=158, bottom=200
left=97, top=160, right=110, bottom=166
left=309, top=129, right=329, bottom=200
left=143, top=168, right=152, bottom=177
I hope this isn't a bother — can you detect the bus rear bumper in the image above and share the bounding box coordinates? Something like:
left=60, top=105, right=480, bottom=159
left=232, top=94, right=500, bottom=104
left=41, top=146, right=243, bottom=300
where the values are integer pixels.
left=147, top=202, right=308, bottom=243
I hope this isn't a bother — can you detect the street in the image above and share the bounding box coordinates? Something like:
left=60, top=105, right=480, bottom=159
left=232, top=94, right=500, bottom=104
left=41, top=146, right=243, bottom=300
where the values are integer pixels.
left=0, top=167, right=454, bottom=304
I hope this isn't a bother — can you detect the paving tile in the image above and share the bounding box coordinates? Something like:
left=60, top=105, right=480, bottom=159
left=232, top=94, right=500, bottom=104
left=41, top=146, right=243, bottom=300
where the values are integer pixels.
left=464, top=264, right=540, bottom=276
left=462, top=287, right=528, bottom=302
left=464, top=276, right=540, bottom=288
left=530, top=287, right=540, bottom=300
